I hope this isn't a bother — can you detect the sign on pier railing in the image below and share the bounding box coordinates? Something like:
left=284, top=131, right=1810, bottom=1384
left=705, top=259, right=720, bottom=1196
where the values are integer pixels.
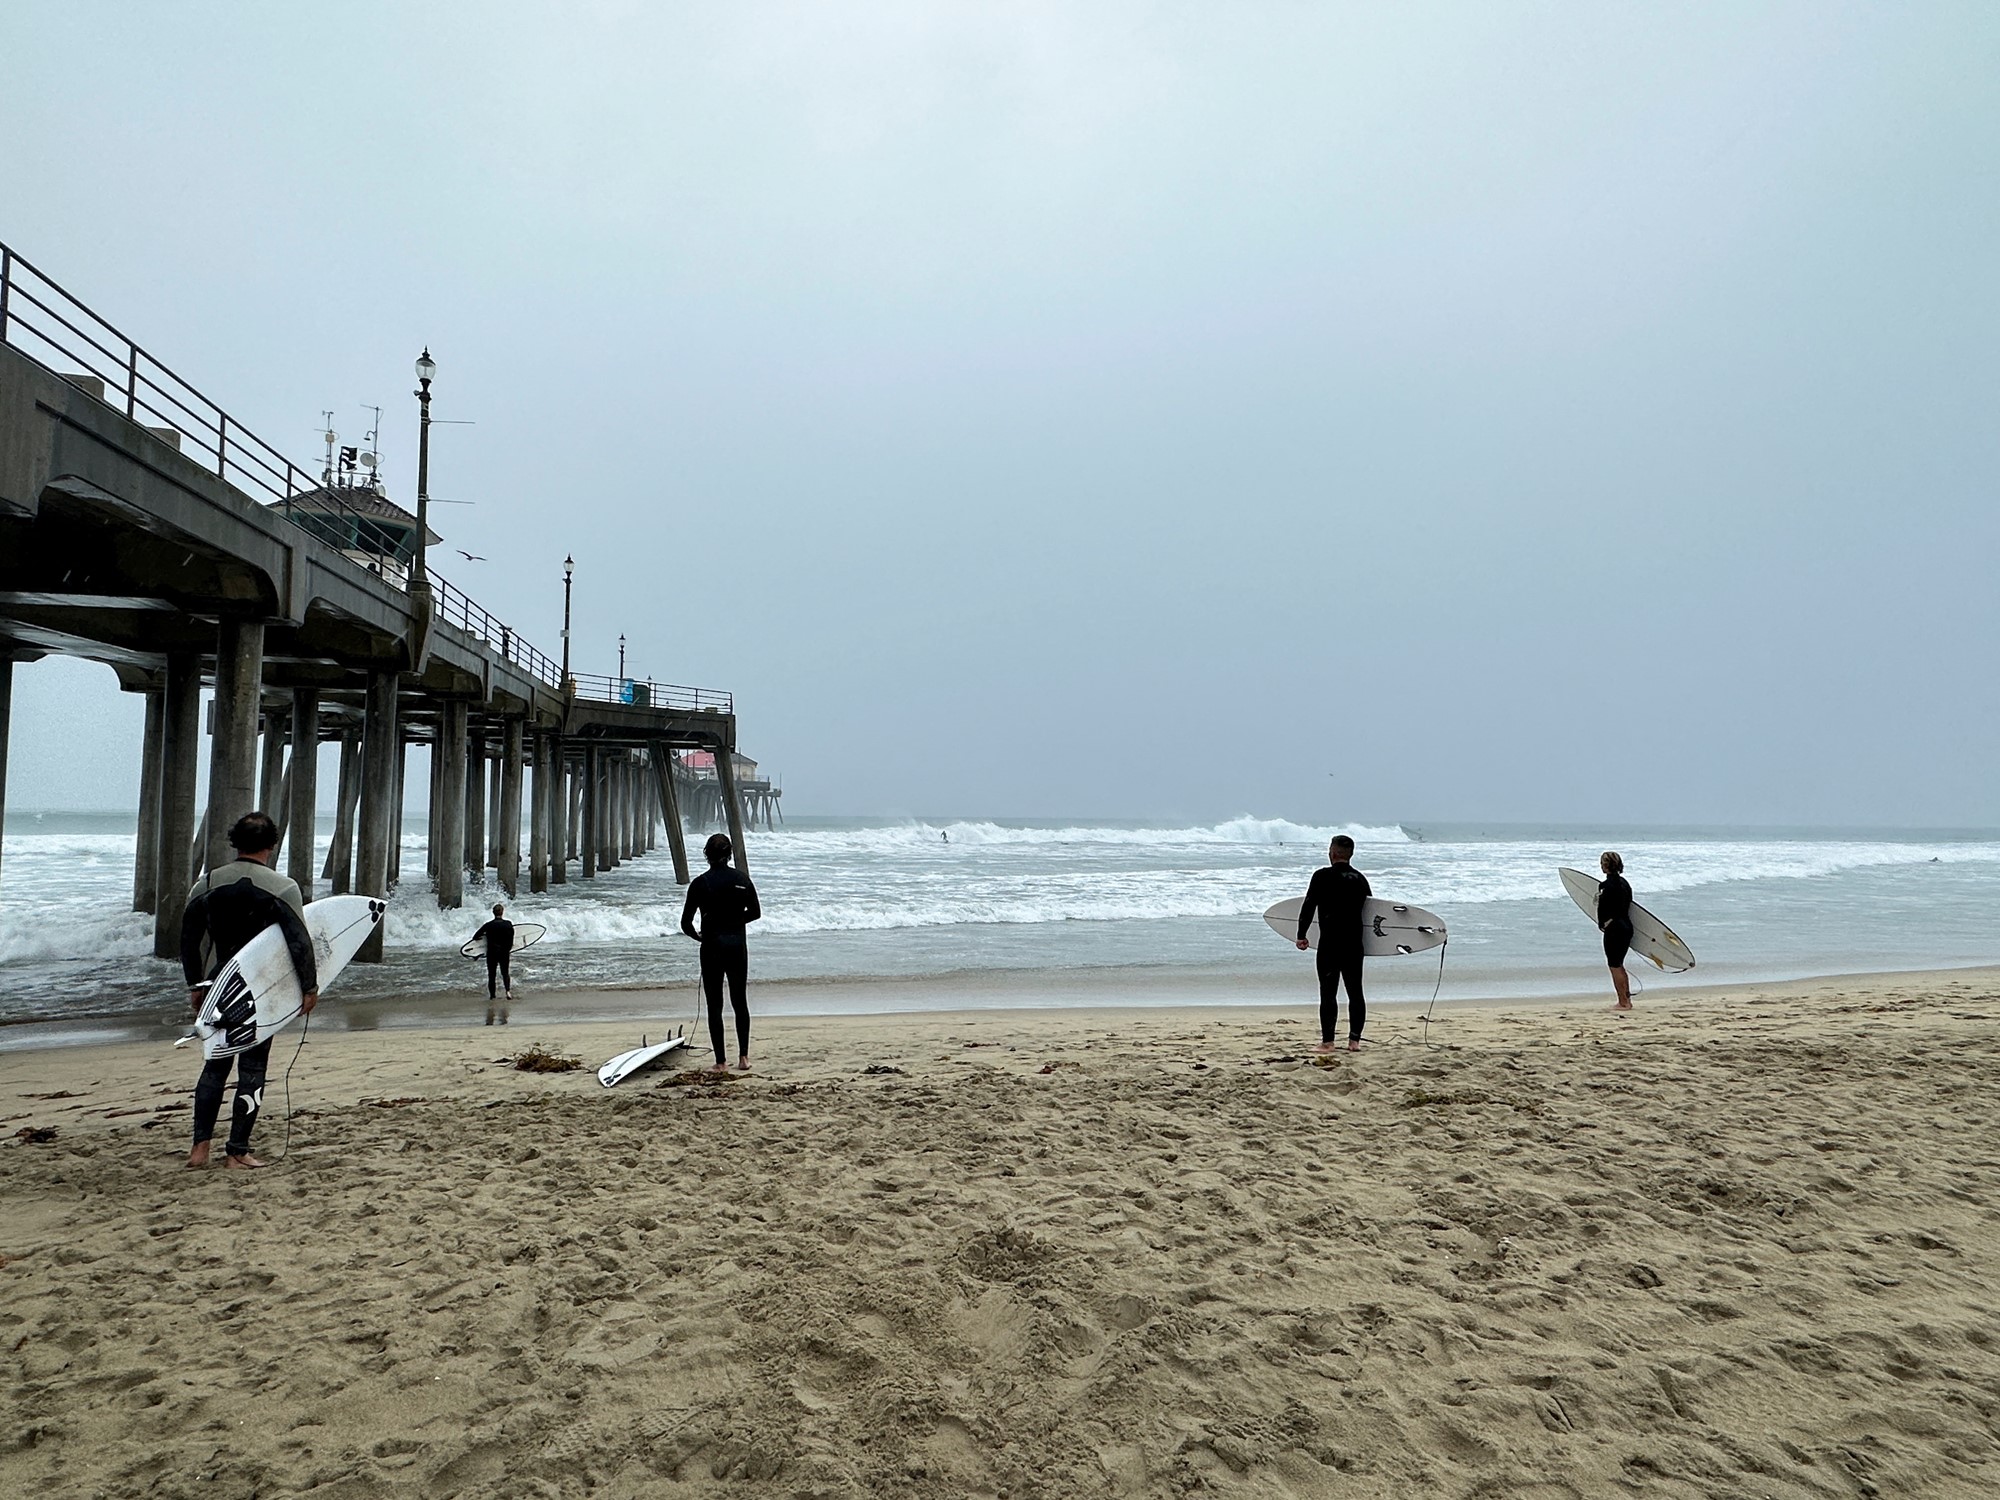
left=566, top=673, right=734, bottom=715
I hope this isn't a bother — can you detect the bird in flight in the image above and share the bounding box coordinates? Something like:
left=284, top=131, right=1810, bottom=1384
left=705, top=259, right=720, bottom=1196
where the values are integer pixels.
left=456, top=549, right=486, bottom=561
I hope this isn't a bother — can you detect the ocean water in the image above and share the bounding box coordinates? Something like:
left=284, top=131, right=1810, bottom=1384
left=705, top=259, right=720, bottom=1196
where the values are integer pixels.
left=1, top=811, right=1996, bottom=1047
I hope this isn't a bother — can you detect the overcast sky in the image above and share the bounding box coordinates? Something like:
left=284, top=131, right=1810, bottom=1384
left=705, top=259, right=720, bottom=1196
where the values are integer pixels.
left=4, top=2, right=1996, bottom=826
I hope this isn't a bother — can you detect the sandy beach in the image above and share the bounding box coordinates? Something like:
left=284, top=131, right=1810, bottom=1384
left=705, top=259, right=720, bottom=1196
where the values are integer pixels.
left=4, top=968, right=1999, bottom=1498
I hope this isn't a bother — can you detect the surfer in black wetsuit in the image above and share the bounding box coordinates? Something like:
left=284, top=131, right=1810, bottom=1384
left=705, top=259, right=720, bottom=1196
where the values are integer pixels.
left=1598, top=850, right=1635, bottom=1010
left=1296, top=834, right=1372, bottom=1053
left=179, top=811, right=317, bottom=1170
left=471, top=902, right=516, bottom=1022
left=680, top=833, right=762, bottom=1070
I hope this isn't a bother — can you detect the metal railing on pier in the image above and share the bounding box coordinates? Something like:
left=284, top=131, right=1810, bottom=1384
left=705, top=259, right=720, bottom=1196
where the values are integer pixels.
left=1, top=240, right=575, bottom=698
left=567, top=673, right=733, bottom=714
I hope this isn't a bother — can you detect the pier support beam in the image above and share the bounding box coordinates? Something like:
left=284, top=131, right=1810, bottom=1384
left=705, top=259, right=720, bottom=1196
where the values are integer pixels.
left=603, top=756, right=621, bottom=870
left=498, top=718, right=524, bottom=897
left=288, top=690, right=319, bottom=901
left=434, top=702, right=467, bottom=909
left=650, top=742, right=691, bottom=884
left=715, top=746, right=750, bottom=877
left=0, top=662, right=10, bottom=898
left=567, top=766, right=582, bottom=862
left=133, top=687, right=163, bottom=914
left=154, top=652, right=201, bottom=957
left=580, top=742, right=600, bottom=879
left=548, top=735, right=569, bottom=886
left=355, top=669, right=399, bottom=962
left=325, top=728, right=361, bottom=894
left=464, top=728, right=486, bottom=881
left=258, top=702, right=288, bottom=858
left=389, top=735, right=407, bottom=886
left=204, top=620, right=264, bottom=873
left=529, top=731, right=550, bottom=894
left=488, top=742, right=504, bottom=871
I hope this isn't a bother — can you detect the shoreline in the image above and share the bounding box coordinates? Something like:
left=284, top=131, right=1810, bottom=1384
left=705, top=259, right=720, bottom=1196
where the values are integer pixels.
left=4, top=958, right=1999, bottom=1055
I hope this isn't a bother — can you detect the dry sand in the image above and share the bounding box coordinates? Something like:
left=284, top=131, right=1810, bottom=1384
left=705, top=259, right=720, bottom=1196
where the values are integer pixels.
left=4, top=968, right=2000, bottom=1498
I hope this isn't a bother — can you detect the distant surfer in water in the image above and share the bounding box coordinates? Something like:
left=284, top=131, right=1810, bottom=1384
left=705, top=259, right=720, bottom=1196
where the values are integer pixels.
left=180, top=811, right=317, bottom=1170
left=1296, top=834, right=1371, bottom=1053
left=1597, top=851, right=1635, bottom=1010
left=471, top=902, right=516, bottom=1021
left=681, top=833, right=762, bottom=1070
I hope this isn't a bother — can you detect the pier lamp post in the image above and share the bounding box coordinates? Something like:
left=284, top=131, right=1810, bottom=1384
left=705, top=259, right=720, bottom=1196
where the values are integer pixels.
left=561, top=555, right=574, bottom=688
left=618, top=634, right=626, bottom=681
left=412, top=348, right=436, bottom=585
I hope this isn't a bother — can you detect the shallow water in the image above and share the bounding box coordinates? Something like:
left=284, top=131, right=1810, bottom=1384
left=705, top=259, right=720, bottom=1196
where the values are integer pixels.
left=2, top=810, right=1996, bottom=1047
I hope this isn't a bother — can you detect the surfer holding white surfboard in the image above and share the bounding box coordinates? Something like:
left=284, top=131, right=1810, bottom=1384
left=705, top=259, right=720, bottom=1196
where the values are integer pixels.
left=1596, top=852, right=1636, bottom=1010
left=179, top=811, right=317, bottom=1170
left=1296, top=834, right=1372, bottom=1054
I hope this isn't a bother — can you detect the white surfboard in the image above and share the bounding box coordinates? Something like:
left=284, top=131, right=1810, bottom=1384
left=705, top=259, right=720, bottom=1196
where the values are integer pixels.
left=1264, top=896, right=1448, bottom=955
left=598, top=1030, right=693, bottom=1088
left=192, top=895, right=385, bottom=1059
left=1559, top=868, right=1695, bottom=972
left=460, top=923, right=547, bottom=959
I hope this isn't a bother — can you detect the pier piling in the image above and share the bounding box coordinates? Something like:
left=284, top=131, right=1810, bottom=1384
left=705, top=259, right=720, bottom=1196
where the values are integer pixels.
left=288, top=689, right=319, bottom=901
left=205, top=621, right=264, bottom=873
left=153, top=652, right=201, bottom=957
left=133, top=687, right=163, bottom=914
left=434, top=702, right=468, bottom=909
left=499, top=717, right=523, bottom=897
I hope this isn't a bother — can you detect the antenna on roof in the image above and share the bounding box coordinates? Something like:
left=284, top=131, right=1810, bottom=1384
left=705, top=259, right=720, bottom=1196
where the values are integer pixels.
left=359, top=404, right=383, bottom=490
left=321, top=411, right=337, bottom=485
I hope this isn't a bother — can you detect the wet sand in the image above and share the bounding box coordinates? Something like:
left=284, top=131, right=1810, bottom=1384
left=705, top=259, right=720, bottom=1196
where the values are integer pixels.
left=4, top=967, right=1999, bottom=1497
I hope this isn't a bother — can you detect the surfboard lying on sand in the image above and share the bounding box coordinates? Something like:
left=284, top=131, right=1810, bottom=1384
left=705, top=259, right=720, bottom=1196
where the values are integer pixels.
left=1558, top=867, right=1695, bottom=972
left=1263, top=896, right=1448, bottom=955
left=191, top=895, right=385, bottom=1059
left=598, top=1029, right=693, bottom=1088
left=460, top=923, right=547, bottom=959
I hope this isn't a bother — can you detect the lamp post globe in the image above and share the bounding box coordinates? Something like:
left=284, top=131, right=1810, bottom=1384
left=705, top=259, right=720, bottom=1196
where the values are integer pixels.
left=561, top=554, right=575, bottom=686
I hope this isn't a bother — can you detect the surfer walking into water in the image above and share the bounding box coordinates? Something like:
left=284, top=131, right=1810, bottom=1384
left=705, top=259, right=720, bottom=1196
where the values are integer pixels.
left=1597, top=851, right=1636, bottom=1010
left=1297, top=834, right=1372, bottom=1053
left=681, top=833, right=762, bottom=1071
left=471, top=902, right=516, bottom=1016
left=179, top=812, right=317, bottom=1170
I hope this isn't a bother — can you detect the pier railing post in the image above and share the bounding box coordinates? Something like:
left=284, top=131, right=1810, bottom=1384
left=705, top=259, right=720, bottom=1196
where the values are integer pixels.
left=499, top=717, right=524, bottom=897
left=154, top=651, right=201, bottom=957
left=133, top=686, right=164, bottom=914
left=355, top=668, right=399, bottom=962
left=288, top=689, right=319, bottom=902
left=204, top=620, right=264, bottom=873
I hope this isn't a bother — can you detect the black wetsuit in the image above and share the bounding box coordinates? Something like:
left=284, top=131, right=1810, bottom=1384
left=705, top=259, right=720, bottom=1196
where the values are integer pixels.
left=1298, top=862, right=1372, bottom=1044
left=1598, top=874, right=1634, bottom=968
left=681, top=864, right=762, bottom=1064
left=473, top=918, right=516, bottom=998
left=180, top=860, right=317, bottom=1159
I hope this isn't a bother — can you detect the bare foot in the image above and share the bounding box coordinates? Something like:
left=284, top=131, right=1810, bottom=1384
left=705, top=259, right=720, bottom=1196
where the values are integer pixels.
left=186, top=1141, right=212, bottom=1169
left=1613, top=1001, right=1634, bottom=1012
left=223, top=1153, right=266, bottom=1169
left=735, top=1056, right=752, bottom=1072
left=1313, top=1041, right=1338, bottom=1054
left=1347, top=1040, right=1362, bottom=1052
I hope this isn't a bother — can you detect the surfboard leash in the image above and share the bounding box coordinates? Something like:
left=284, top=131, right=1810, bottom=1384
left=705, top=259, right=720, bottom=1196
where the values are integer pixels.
left=1417, top=938, right=1451, bottom=1049
left=274, top=1009, right=310, bottom=1162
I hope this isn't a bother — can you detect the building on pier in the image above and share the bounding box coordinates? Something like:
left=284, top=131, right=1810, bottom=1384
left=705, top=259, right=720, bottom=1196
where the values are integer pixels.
left=0, top=241, right=773, bottom=961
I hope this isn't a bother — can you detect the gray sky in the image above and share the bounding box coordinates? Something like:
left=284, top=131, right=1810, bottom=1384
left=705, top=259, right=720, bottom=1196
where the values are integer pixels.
left=4, top=2, right=1996, bottom=825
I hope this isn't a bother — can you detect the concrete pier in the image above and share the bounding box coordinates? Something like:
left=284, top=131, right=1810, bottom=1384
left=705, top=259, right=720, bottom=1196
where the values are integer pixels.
left=1, top=258, right=767, bottom=954
left=153, top=652, right=201, bottom=957
left=715, top=744, right=749, bottom=877
left=499, top=717, right=523, bottom=897
left=651, top=742, right=692, bottom=884
left=529, top=731, right=550, bottom=894
left=204, top=620, right=263, bottom=871
left=548, top=734, right=569, bottom=887
left=0, top=660, right=11, bottom=897
left=434, top=702, right=468, bottom=909
left=354, top=669, right=398, bottom=961
left=288, top=689, right=319, bottom=901
left=132, top=686, right=163, bottom=913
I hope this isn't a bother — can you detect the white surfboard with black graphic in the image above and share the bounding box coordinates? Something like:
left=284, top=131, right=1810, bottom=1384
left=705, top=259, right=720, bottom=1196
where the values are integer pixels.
left=193, top=895, right=385, bottom=1059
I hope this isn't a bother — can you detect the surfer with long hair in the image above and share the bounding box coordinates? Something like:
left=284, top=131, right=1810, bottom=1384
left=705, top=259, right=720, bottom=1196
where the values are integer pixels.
left=680, top=833, right=762, bottom=1070
left=1598, top=850, right=1635, bottom=1010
